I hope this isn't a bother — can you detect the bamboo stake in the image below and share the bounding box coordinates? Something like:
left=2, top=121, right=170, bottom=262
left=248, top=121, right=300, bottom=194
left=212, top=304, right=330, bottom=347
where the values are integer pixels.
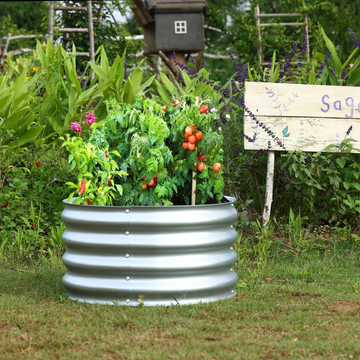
left=191, top=97, right=200, bottom=205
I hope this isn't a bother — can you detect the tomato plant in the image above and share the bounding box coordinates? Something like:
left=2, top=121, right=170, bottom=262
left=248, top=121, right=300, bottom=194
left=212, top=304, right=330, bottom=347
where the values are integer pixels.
left=63, top=93, right=224, bottom=206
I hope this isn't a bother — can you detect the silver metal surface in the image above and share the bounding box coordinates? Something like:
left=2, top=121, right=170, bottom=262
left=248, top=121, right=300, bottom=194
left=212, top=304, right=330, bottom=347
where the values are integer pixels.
left=61, top=196, right=238, bottom=306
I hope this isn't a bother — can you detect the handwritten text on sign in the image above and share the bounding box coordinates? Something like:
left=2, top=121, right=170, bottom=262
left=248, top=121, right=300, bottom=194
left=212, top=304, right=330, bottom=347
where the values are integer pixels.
left=244, top=82, right=360, bottom=152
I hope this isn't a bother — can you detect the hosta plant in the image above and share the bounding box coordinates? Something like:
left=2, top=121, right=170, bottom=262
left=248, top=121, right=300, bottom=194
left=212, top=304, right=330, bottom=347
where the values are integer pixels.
left=62, top=94, right=225, bottom=206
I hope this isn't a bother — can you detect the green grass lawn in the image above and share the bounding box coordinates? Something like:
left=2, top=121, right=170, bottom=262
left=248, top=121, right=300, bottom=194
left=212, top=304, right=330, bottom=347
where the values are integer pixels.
left=0, top=248, right=359, bottom=359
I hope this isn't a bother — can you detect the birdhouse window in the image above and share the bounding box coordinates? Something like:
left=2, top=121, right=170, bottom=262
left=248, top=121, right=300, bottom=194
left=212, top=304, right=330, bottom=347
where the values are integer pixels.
left=174, top=21, right=187, bottom=34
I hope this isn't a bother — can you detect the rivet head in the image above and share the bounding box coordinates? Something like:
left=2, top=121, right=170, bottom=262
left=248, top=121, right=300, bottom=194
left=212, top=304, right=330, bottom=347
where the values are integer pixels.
left=231, top=290, right=235, bottom=293
left=125, top=209, right=130, bottom=213
left=126, top=299, right=130, bottom=303
left=126, top=276, right=130, bottom=281
left=125, top=254, right=130, bottom=258
left=230, top=247, right=233, bottom=250
left=125, top=231, right=130, bottom=236
left=231, top=204, right=234, bottom=207
left=230, top=268, right=233, bottom=272
left=230, top=225, right=234, bottom=229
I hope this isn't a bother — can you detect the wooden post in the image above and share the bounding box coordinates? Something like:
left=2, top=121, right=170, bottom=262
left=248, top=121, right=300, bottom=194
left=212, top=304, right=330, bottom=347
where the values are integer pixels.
left=262, top=151, right=275, bottom=227
left=87, top=1, right=95, bottom=81
left=191, top=97, right=200, bottom=205
left=255, top=5, right=263, bottom=66
left=48, top=1, right=54, bottom=44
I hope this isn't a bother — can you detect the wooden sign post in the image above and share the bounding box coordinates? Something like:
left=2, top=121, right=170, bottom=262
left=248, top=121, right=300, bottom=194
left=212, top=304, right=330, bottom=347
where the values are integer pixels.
left=244, top=81, right=360, bottom=226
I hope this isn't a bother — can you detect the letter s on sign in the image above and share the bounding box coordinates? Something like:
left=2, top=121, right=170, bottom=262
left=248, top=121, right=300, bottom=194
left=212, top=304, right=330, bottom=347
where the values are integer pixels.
left=321, top=94, right=330, bottom=113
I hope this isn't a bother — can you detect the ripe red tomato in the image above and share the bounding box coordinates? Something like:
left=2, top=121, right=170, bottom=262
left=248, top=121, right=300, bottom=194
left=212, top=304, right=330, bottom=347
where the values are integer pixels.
left=173, top=100, right=179, bottom=107
left=185, top=125, right=194, bottom=136
left=105, top=152, right=109, bottom=158
left=148, top=179, right=156, bottom=187
left=182, top=141, right=189, bottom=149
left=195, top=131, right=203, bottom=141
left=196, top=162, right=205, bottom=172
left=184, top=132, right=189, bottom=139
left=142, top=176, right=146, bottom=181
left=141, top=184, right=148, bottom=190
left=162, top=105, right=168, bottom=111
left=198, top=154, right=206, bottom=162
left=213, top=163, right=221, bottom=173
left=200, top=105, right=209, bottom=114
left=188, top=143, right=196, bottom=151
left=188, top=135, right=197, bottom=144
left=154, top=174, right=158, bottom=179
left=108, top=179, right=112, bottom=185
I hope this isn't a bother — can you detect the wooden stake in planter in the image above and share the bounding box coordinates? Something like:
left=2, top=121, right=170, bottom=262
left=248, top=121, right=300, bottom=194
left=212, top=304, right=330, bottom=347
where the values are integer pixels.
left=191, top=97, right=200, bottom=205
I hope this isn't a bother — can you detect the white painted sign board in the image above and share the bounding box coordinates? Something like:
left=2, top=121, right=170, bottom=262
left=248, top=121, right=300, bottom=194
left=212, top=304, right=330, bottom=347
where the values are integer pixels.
left=244, top=82, right=360, bottom=152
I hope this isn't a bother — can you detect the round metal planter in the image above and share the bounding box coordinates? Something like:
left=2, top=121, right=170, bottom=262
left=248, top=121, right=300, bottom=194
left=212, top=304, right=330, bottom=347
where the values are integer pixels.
left=61, top=196, right=238, bottom=306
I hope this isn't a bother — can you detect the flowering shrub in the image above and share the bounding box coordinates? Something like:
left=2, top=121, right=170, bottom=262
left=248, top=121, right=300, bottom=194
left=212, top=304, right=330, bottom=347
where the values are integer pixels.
left=63, top=94, right=225, bottom=206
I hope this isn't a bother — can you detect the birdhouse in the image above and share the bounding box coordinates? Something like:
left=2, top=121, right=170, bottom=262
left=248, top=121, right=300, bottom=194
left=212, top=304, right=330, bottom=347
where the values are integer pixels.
left=136, top=0, right=207, bottom=55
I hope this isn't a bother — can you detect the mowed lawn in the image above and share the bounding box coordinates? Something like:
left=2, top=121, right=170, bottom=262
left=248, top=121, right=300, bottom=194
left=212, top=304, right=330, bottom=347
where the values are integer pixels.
left=0, top=249, right=359, bottom=359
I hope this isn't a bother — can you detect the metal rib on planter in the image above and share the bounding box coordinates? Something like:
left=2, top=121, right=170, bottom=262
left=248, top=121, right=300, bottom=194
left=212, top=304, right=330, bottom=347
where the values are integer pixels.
left=61, top=196, right=238, bottom=306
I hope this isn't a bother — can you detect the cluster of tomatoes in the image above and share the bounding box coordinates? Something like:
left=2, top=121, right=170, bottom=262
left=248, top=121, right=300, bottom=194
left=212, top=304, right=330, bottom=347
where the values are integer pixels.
left=182, top=124, right=203, bottom=151
left=141, top=174, right=158, bottom=190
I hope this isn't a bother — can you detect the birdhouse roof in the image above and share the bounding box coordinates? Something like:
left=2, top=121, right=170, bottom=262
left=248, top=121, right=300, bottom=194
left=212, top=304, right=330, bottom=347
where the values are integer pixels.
left=145, top=0, right=207, bottom=13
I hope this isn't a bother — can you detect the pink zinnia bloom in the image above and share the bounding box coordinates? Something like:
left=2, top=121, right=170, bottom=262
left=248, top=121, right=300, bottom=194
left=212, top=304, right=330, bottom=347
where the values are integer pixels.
left=84, top=112, right=97, bottom=126
left=70, top=121, right=82, bottom=133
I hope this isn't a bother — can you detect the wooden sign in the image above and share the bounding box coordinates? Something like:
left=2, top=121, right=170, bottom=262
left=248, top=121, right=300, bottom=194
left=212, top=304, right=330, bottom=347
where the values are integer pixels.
left=244, top=82, right=360, bottom=152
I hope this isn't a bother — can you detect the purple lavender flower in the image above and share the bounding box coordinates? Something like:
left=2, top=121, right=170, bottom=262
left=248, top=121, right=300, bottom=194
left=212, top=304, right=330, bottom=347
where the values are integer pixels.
left=349, top=29, right=360, bottom=48
left=277, top=42, right=297, bottom=83
left=315, top=51, right=331, bottom=79
left=346, top=125, right=353, bottom=136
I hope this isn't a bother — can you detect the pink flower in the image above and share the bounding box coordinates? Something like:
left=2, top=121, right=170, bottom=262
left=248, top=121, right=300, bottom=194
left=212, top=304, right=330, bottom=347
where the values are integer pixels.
left=70, top=121, right=82, bottom=133
left=36, top=162, right=41, bottom=167
left=84, top=112, right=97, bottom=126
left=52, top=178, right=57, bottom=182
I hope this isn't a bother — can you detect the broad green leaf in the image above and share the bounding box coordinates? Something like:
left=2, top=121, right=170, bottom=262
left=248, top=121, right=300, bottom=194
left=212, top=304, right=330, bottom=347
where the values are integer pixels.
left=46, top=38, right=54, bottom=59
left=180, top=69, right=192, bottom=87
left=320, top=26, right=342, bottom=75
left=336, top=158, right=346, bottom=168
left=88, top=62, right=109, bottom=82
left=155, top=80, right=171, bottom=105
left=139, top=75, right=156, bottom=92
left=68, top=85, right=77, bottom=114
left=48, top=116, right=64, bottom=132
left=123, top=78, right=135, bottom=104
left=348, top=68, right=360, bottom=85
left=36, top=40, right=46, bottom=67
left=76, top=85, right=97, bottom=105
left=160, top=72, right=178, bottom=97
left=7, top=125, right=45, bottom=148
left=341, top=47, right=359, bottom=73
left=130, top=67, right=143, bottom=96
left=101, top=46, right=110, bottom=74
left=4, top=107, right=31, bottom=130
left=13, top=68, right=27, bottom=99
left=308, top=65, right=316, bottom=84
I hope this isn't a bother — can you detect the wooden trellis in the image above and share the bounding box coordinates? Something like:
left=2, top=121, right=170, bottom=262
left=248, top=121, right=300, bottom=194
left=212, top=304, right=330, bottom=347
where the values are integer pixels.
left=255, top=4, right=310, bottom=67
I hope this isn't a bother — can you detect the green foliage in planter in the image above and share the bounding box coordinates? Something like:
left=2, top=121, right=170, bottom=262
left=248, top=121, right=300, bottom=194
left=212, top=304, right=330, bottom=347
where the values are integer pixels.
left=63, top=94, right=224, bottom=206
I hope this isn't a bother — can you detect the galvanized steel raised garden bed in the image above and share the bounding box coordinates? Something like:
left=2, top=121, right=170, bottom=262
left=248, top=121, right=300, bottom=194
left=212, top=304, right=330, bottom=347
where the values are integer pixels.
left=61, top=196, right=238, bottom=306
